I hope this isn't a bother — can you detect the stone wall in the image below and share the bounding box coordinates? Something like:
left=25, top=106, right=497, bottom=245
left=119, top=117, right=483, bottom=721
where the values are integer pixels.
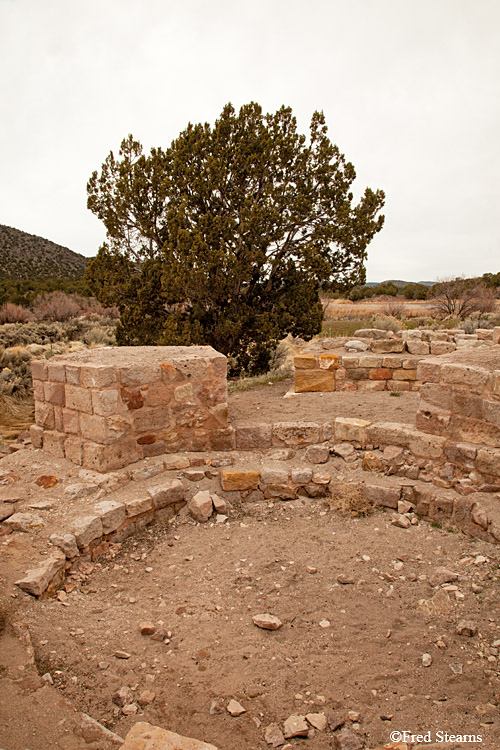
left=294, top=352, right=422, bottom=393
left=294, top=326, right=499, bottom=393
left=29, top=346, right=231, bottom=472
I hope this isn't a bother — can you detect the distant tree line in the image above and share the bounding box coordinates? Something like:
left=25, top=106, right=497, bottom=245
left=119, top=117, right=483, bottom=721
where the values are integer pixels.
left=345, top=273, right=500, bottom=302
left=0, top=276, right=90, bottom=307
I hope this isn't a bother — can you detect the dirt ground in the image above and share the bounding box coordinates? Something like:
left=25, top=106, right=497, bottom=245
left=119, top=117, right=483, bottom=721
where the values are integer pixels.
left=228, top=379, right=420, bottom=426
left=1, top=381, right=499, bottom=750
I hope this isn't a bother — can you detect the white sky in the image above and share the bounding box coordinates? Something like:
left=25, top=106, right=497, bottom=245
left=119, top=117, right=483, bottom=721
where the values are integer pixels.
left=1, top=0, right=499, bottom=282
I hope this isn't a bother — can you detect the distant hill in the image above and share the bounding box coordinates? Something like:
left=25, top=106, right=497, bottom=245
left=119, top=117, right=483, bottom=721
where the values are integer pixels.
left=366, top=279, right=435, bottom=288
left=0, top=224, right=88, bottom=280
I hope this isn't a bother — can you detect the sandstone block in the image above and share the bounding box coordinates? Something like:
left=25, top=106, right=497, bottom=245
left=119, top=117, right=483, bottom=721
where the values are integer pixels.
left=91, top=389, right=120, bottom=416
left=31, top=359, right=48, bottom=380
left=344, top=368, right=369, bottom=380
left=62, top=408, right=80, bottom=434
left=447, top=414, right=500, bottom=447
left=120, top=721, right=218, bottom=749
left=483, top=399, right=500, bottom=427
left=221, top=471, right=259, bottom=491
left=80, top=365, right=117, bottom=388
left=392, top=368, right=417, bottom=381
left=235, top=424, right=272, bottom=450
left=369, top=368, right=392, bottom=380
left=305, top=443, right=330, bottom=463
left=317, top=353, right=339, bottom=370
left=148, top=479, right=185, bottom=509
left=370, top=339, right=405, bottom=353
left=440, top=362, right=490, bottom=388
left=72, top=515, right=103, bottom=549
left=415, top=408, right=450, bottom=435
left=82, top=439, right=140, bottom=472
left=35, top=401, right=55, bottom=429
left=188, top=490, right=214, bottom=522
left=4, top=512, right=44, bottom=532
left=260, top=466, right=289, bottom=485
left=334, top=417, right=371, bottom=446
left=445, top=441, right=477, bottom=468
left=354, top=328, right=393, bottom=339
left=77, top=713, right=123, bottom=746
left=366, top=422, right=413, bottom=448
left=65, top=385, right=93, bottom=414
left=94, top=500, right=126, bottom=534
left=163, top=454, right=190, bottom=470
left=363, top=484, right=400, bottom=509
left=291, top=467, right=313, bottom=484
left=357, top=355, right=383, bottom=368
left=50, top=533, right=79, bottom=558
left=29, top=424, right=44, bottom=448
left=416, top=358, right=441, bottom=383
left=64, top=436, right=83, bottom=465
left=43, top=430, right=66, bottom=457
left=430, top=340, right=456, bottom=355
left=294, top=369, right=335, bottom=392
left=357, top=381, right=386, bottom=391
left=125, top=495, right=154, bottom=517
left=252, top=613, right=282, bottom=630
left=32, top=378, right=45, bottom=401
left=493, top=327, right=500, bottom=345
left=47, top=362, right=66, bottom=382
left=272, top=422, right=322, bottom=446
left=406, top=340, right=430, bottom=355
left=344, top=339, right=368, bottom=351
left=80, top=413, right=130, bottom=444
left=408, top=430, right=445, bottom=459
left=419, top=383, right=453, bottom=411
left=294, top=353, right=317, bottom=369
left=341, top=355, right=359, bottom=368
left=15, top=550, right=66, bottom=597
left=387, top=381, right=410, bottom=391
left=476, top=448, right=500, bottom=478
left=382, top=356, right=402, bottom=368
left=43, top=381, right=65, bottom=406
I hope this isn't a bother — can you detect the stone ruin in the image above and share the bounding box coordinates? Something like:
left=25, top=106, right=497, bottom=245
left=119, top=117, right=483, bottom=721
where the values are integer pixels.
left=30, top=346, right=231, bottom=472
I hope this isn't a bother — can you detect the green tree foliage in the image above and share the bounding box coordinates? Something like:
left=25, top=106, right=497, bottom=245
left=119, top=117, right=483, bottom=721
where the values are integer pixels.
left=86, top=102, right=385, bottom=374
left=403, top=283, right=429, bottom=300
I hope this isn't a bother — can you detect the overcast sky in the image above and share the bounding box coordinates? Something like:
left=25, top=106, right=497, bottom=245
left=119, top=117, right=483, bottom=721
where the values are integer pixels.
left=1, top=0, right=498, bottom=282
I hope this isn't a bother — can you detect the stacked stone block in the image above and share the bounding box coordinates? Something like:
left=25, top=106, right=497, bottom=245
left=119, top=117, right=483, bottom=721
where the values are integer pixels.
left=294, top=352, right=421, bottom=393
left=30, top=346, right=230, bottom=471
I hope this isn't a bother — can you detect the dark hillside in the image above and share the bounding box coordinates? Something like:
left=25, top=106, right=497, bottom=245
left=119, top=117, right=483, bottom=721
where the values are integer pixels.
left=0, top=224, right=88, bottom=280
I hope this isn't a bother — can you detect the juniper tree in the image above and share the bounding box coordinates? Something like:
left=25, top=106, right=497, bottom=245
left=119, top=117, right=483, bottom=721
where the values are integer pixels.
left=86, top=102, right=385, bottom=374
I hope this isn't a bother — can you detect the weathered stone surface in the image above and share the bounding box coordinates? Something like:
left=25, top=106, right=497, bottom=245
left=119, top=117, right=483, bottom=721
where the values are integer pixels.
left=408, top=431, right=445, bottom=459
left=335, top=417, right=371, bottom=445
left=188, top=490, right=213, bottom=522
left=430, top=340, right=455, bottom=355
left=416, top=358, right=441, bottom=383
left=317, top=353, right=339, bottom=370
left=283, top=715, right=309, bottom=738
left=345, top=339, right=368, bottom=351
left=272, top=422, right=322, bottom=446
left=305, top=443, right=330, bottom=463
left=211, top=493, right=226, bottom=513
left=15, top=550, right=66, bottom=597
left=125, top=495, right=154, bottom=517
left=163, top=454, right=190, bottom=470
left=148, top=479, right=185, bottom=509
left=235, top=424, right=272, bottom=450
left=428, top=566, right=458, bottom=587
left=221, top=471, right=259, bottom=491
left=333, top=443, right=358, bottom=462
left=0, top=502, right=15, bottom=521
left=94, top=500, right=126, bottom=534
left=456, top=619, right=477, bottom=636
left=294, top=353, right=317, bottom=369
left=64, top=482, right=99, bottom=500
left=363, top=484, right=400, bottom=509
left=252, top=613, right=283, bottom=630
left=406, top=340, right=430, bottom=355
left=77, top=712, right=124, bottom=746
left=362, top=452, right=384, bottom=472
left=367, top=422, right=412, bottom=448
left=4, top=512, right=44, bottom=532
left=29, top=423, right=44, bottom=448
left=370, top=339, right=405, bottom=353
left=260, top=467, right=289, bottom=485
left=291, top=467, right=313, bottom=484
left=391, top=513, right=411, bottom=528
left=354, top=328, right=393, bottom=339
left=72, top=515, right=103, bottom=548
left=440, top=362, right=490, bottom=388
left=227, top=699, right=246, bottom=716
left=294, top=369, right=335, bottom=392
left=305, top=712, right=328, bottom=731
left=476, top=448, right=500, bottom=477
left=264, top=723, right=286, bottom=747
left=50, top=533, right=79, bottom=558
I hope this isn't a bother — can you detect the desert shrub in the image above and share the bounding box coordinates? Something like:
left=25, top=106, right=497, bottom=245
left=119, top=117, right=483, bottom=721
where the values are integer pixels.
left=430, top=278, right=496, bottom=320
left=0, top=347, right=33, bottom=397
left=372, top=315, right=403, bottom=333
left=0, top=302, right=32, bottom=324
left=403, top=283, right=429, bottom=300
left=373, top=282, right=398, bottom=297
left=0, top=322, right=69, bottom=348
left=32, top=291, right=82, bottom=322
left=381, top=299, right=406, bottom=319
left=82, top=325, right=116, bottom=347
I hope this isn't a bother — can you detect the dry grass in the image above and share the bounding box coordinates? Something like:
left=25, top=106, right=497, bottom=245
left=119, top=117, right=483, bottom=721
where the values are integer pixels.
left=0, top=394, right=34, bottom=441
left=323, top=299, right=436, bottom=320
left=328, top=481, right=373, bottom=517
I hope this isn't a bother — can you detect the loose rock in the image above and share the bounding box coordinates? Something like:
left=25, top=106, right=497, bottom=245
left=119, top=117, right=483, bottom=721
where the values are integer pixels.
left=252, top=613, right=283, bottom=630
left=283, top=714, right=309, bottom=738
left=264, top=723, right=286, bottom=746
left=456, top=619, right=478, bottom=637
left=227, top=699, right=246, bottom=716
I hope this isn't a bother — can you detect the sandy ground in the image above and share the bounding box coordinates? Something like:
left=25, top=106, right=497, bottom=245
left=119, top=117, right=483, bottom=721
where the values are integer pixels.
left=0, top=382, right=499, bottom=750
